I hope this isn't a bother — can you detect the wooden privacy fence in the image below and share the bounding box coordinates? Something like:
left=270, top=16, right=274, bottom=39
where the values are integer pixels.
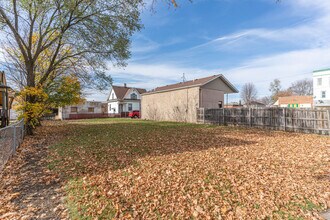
left=197, top=108, right=330, bottom=135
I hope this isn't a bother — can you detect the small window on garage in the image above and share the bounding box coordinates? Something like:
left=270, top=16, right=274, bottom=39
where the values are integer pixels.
left=218, top=101, right=223, bottom=108
left=71, top=107, right=78, bottom=113
left=88, top=107, right=94, bottom=113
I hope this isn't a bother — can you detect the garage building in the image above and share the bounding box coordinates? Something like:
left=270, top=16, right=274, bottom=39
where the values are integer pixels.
left=141, top=74, right=238, bottom=123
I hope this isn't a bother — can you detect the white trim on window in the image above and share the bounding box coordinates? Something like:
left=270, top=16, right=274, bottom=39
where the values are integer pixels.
left=321, top=91, right=326, bottom=98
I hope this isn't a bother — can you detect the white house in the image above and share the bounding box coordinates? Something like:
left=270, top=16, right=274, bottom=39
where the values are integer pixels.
left=107, top=84, right=146, bottom=114
left=313, top=68, right=330, bottom=108
left=59, top=101, right=107, bottom=120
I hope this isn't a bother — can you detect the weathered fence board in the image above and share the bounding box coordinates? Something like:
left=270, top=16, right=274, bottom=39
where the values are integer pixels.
left=197, top=108, right=330, bottom=135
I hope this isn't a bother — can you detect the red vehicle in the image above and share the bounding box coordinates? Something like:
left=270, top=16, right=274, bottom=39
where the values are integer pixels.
left=128, top=110, right=140, bottom=118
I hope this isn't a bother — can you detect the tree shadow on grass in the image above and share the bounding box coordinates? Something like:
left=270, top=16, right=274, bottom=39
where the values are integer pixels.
left=48, top=122, right=258, bottom=179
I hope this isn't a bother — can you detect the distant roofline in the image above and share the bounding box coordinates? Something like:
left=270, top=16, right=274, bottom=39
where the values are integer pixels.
left=313, top=68, right=330, bottom=73
left=111, top=84, right=146, bottom=91
left=142, top=74, right=238, bottom=96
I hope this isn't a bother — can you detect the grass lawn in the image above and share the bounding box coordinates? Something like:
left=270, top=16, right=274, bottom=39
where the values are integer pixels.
left=46, top=118, right=329, bottom=219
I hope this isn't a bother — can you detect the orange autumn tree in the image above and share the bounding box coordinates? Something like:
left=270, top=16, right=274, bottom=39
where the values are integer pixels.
left=10, top=33, right=84, bottom=129
left=16, top=75, right=84, bottom=128
left=0, top=0, right=142, bottom=134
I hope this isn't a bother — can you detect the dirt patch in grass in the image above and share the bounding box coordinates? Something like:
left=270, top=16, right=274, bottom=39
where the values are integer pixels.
left=46, top=119, right=330, bottom=219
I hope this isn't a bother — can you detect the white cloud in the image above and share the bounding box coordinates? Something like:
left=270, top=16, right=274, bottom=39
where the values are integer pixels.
left=189, top=0, right=330, bottom=52
left=85, top=0, right=330, bottom=102
left=224, top=47, right=330, bottom=97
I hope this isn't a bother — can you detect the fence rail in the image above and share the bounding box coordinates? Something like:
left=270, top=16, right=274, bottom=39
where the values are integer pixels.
left=197, top=108, right=330, bottom=135
left=0, top=119, right=24, bottom=172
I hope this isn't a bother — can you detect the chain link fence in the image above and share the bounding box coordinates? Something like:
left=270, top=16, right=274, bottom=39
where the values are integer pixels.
left=0, top=119, right=24, bottom=172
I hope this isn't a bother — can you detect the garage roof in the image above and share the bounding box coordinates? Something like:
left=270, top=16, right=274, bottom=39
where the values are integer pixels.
left=145, top=74, right=238, bottom=95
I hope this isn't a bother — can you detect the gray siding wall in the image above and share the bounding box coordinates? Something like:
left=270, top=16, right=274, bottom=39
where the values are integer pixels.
left=200, top=88, right=224, bottom=109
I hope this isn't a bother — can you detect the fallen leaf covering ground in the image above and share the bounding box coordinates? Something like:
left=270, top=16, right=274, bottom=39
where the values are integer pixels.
left=0, top=121, right=69, bottom=219
left=1, top=118, right=329, bottom=219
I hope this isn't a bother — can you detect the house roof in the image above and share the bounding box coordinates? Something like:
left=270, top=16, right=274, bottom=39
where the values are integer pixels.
left=111, top=85, right=146, bottom=100
left=277, top=96, right=313, bottom=105
left=313, top=68, right=330, bottom=73
left=248, top=100, right=266, bottom=106
left=144, top=74, right=238, bottom=95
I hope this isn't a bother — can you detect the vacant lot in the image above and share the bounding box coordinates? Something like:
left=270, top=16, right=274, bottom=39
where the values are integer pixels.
left=1, top=119, right=330, bottom=219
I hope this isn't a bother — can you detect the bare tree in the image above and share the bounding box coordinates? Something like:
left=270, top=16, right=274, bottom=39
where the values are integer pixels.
left=240, top=83, right=258, bottom=106
left=259, top=96, right=273, bottom=106
left=289, top=78, right=313, bottom=96
left=269, top=79, right=281, bottom=101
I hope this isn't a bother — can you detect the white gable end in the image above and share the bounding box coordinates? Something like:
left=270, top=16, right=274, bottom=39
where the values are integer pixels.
left=124, top=88, right=141, bottom=100
left=107, top=88, right=117, bottom=101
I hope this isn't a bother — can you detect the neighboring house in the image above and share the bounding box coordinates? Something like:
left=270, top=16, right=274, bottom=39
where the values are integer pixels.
left=225, top=101, right=243, bottom=108
left=313, top=68, right=330, bottom=108
left=58, top=83, right=147, bottom=120
left=59, top=101, right=108, bottom=120
left=107, top=84, right=146, bottom=114
left=10, top=108, right=18, bottom=121
left=141, top=74, right=238, bottom=123
left=244, top=100, right=266, bottom=108
left=0, top=71, right=14, bottom=127
left=273, top=96, right=313, bottom=108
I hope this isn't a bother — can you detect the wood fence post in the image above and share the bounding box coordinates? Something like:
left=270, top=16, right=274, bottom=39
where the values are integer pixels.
left=203, top=108, right=205, bottom=124
left=327, top=110, right=330, bottom=135
left=223, top=108, right=225, bottom=125
left=249, top=107, right=252, bottom=127
left=283, top=108, right=286, bottom=131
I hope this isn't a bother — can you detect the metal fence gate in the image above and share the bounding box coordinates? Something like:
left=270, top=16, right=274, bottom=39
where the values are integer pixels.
left=0, top=119, right=24, bottom=171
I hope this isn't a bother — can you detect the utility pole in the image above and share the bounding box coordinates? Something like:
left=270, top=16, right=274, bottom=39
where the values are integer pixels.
left=181, top=73, right=186, bottom=82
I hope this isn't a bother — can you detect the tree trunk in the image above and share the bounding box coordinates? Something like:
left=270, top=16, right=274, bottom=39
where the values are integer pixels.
left=25, top=94, right=34, bottom=135
left=25, top=61, right=35, bottom=135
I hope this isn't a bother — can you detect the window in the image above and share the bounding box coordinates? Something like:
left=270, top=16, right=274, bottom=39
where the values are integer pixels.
left=128, top=103, right=132, bottom=111
left=218, top=101, right=223, bottom=109
left=109, top=104, right=111, bottom=112
left=111, top=93, right=115, bottom=100
left=88, top=107, right=94, bottom=113
left=71, top=107, right=77, bottom=113
left=317, top=78, right=322, bottom=86
left=131, top=93, right=137, bottom=99
left=321, top=91, right=326, bottom=98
